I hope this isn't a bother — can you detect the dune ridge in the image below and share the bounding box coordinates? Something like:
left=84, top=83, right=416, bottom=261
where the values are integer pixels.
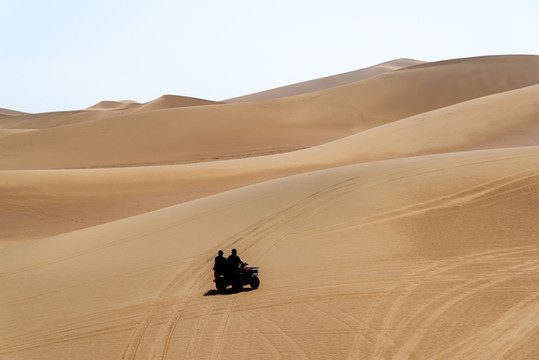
left=86, top=100, right=140, bottom=110
left=0, top=95, right=221, bottom=130
left=0, top=55, right=538, bottom=360
left=0, top=108, right=28, bottom=116
left=224, top=58, right=425, bottom=102
left=132, top=95, right=222, bottom=113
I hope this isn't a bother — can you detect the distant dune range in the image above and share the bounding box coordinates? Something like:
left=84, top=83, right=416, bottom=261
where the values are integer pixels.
left=1, top=55, right=538, bottom=171
left=0, top=95, right=221, bottom=130
left=0, top=55, right=538, bottom=360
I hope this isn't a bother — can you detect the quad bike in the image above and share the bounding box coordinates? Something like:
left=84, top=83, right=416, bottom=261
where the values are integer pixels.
left=215, top=264, right=259, bottom=293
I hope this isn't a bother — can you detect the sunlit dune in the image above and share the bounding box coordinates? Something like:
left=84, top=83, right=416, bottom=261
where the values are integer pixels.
left=1, top=147, right=538, bottom=359
left=133, top=95, right=221, bottom=113
left=86, top=100, right=140, bottom=110
left=0, top=129, right=34, bottom=138
left=224, top=58, right=425, bottom=102
left=0, top=55, right=538, bottom=360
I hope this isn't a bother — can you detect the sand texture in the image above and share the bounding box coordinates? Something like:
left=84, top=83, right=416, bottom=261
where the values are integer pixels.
left=0, top=55, right=538, bottom=359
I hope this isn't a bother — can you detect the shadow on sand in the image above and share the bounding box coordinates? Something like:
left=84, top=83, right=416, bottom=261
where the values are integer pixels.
left=203, top=287, right=254, bottom=296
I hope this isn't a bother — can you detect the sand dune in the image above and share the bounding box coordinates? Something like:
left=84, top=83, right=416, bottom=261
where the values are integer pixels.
left=1, top=55, right=538, bottom=170
left=0, top=147, right=538, bottom=359
left=0, top=129, right=34, bottom=138
left=0, top=96, right=220, bottom=130
left=0, top=105, right=141, bottom=130
left=2, top=83, right=539, bottom=245
left=0, top=108, right=28, bottom=116
left=298, top=83, right=539, bottom=163
left=86, top=100, right=140, bottom=110
left=224, top=58, right=425, bottom=102
left=133, top=95, right=221, bottom=113
left=1, top=55, right=538, bottom=360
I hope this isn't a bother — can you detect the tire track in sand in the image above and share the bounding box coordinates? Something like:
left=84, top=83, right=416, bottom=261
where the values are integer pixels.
left=142, top=176, right=365, bottom=359
left=425, top=270, right=539, bottom=359
left=390, top=259, right=539, bottom=359
left=308, top=302, right=376, bottom=360
left=366, top=245, right=538, bottom=359
left=311, top=170, right=539, bottom=235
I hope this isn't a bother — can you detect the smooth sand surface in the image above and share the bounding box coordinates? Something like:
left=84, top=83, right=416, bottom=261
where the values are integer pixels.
left=0, top=55, right=538, bottom=359
left=224, top=58, right=425, bottom=102
left=0, top=108, right=28, bottom=116
left=132, top=95, right=221, bottom=113
left=0, top=129, right=35, bottom=138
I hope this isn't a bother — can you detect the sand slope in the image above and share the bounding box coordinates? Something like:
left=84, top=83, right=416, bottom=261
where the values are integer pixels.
left=0, top=129, right=34, bottom=138
left=86, top=100, right=140, bottom=110
left=0, top=55, right=539, bottom=360
left=0, top=108, right=28, bottom=116
left=0, top=96, right=220, bottom=130
left=132, top=95, right=221, bottom=113
left=0, top=147, right=538, bottom=359
left=0, top=105, right=141, bottom=130
left=1, top=55, right=538, bottom=170
left=224, top=58, right=425, bottom=102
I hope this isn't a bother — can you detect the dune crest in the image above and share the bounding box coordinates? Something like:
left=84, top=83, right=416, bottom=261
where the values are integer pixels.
left=224, top=58, right=425, bottom=102
left=86, top=100, right=140, bottom=110
left=0, top=95, right=219, bottom=130
left=0, top=108, right=28, bottom=116
left=133, top=94, right=221, bottom=112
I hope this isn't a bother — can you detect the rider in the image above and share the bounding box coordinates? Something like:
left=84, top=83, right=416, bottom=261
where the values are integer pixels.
left=213, top=250, right=227, bottom=279
left=227, top=248, right=245, bottom=273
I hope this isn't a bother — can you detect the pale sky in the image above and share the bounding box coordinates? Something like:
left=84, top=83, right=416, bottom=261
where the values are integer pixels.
left=1, top=0, right=538, bottom=113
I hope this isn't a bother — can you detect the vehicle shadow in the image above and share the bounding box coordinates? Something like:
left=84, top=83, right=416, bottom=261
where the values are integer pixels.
left=203, top=287, right=254, bottom=296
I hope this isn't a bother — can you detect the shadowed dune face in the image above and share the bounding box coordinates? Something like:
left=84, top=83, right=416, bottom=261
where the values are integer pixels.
left=0, top=55, right=539, bottom=360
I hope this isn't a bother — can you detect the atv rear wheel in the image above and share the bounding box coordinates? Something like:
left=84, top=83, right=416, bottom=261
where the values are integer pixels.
left=250, top=276, right=260, bottom=290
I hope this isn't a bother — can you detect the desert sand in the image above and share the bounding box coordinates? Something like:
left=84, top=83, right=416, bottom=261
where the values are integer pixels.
left=0, top=55, right=538, bottom=359
left=224, top=58, right=425, bottom=102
